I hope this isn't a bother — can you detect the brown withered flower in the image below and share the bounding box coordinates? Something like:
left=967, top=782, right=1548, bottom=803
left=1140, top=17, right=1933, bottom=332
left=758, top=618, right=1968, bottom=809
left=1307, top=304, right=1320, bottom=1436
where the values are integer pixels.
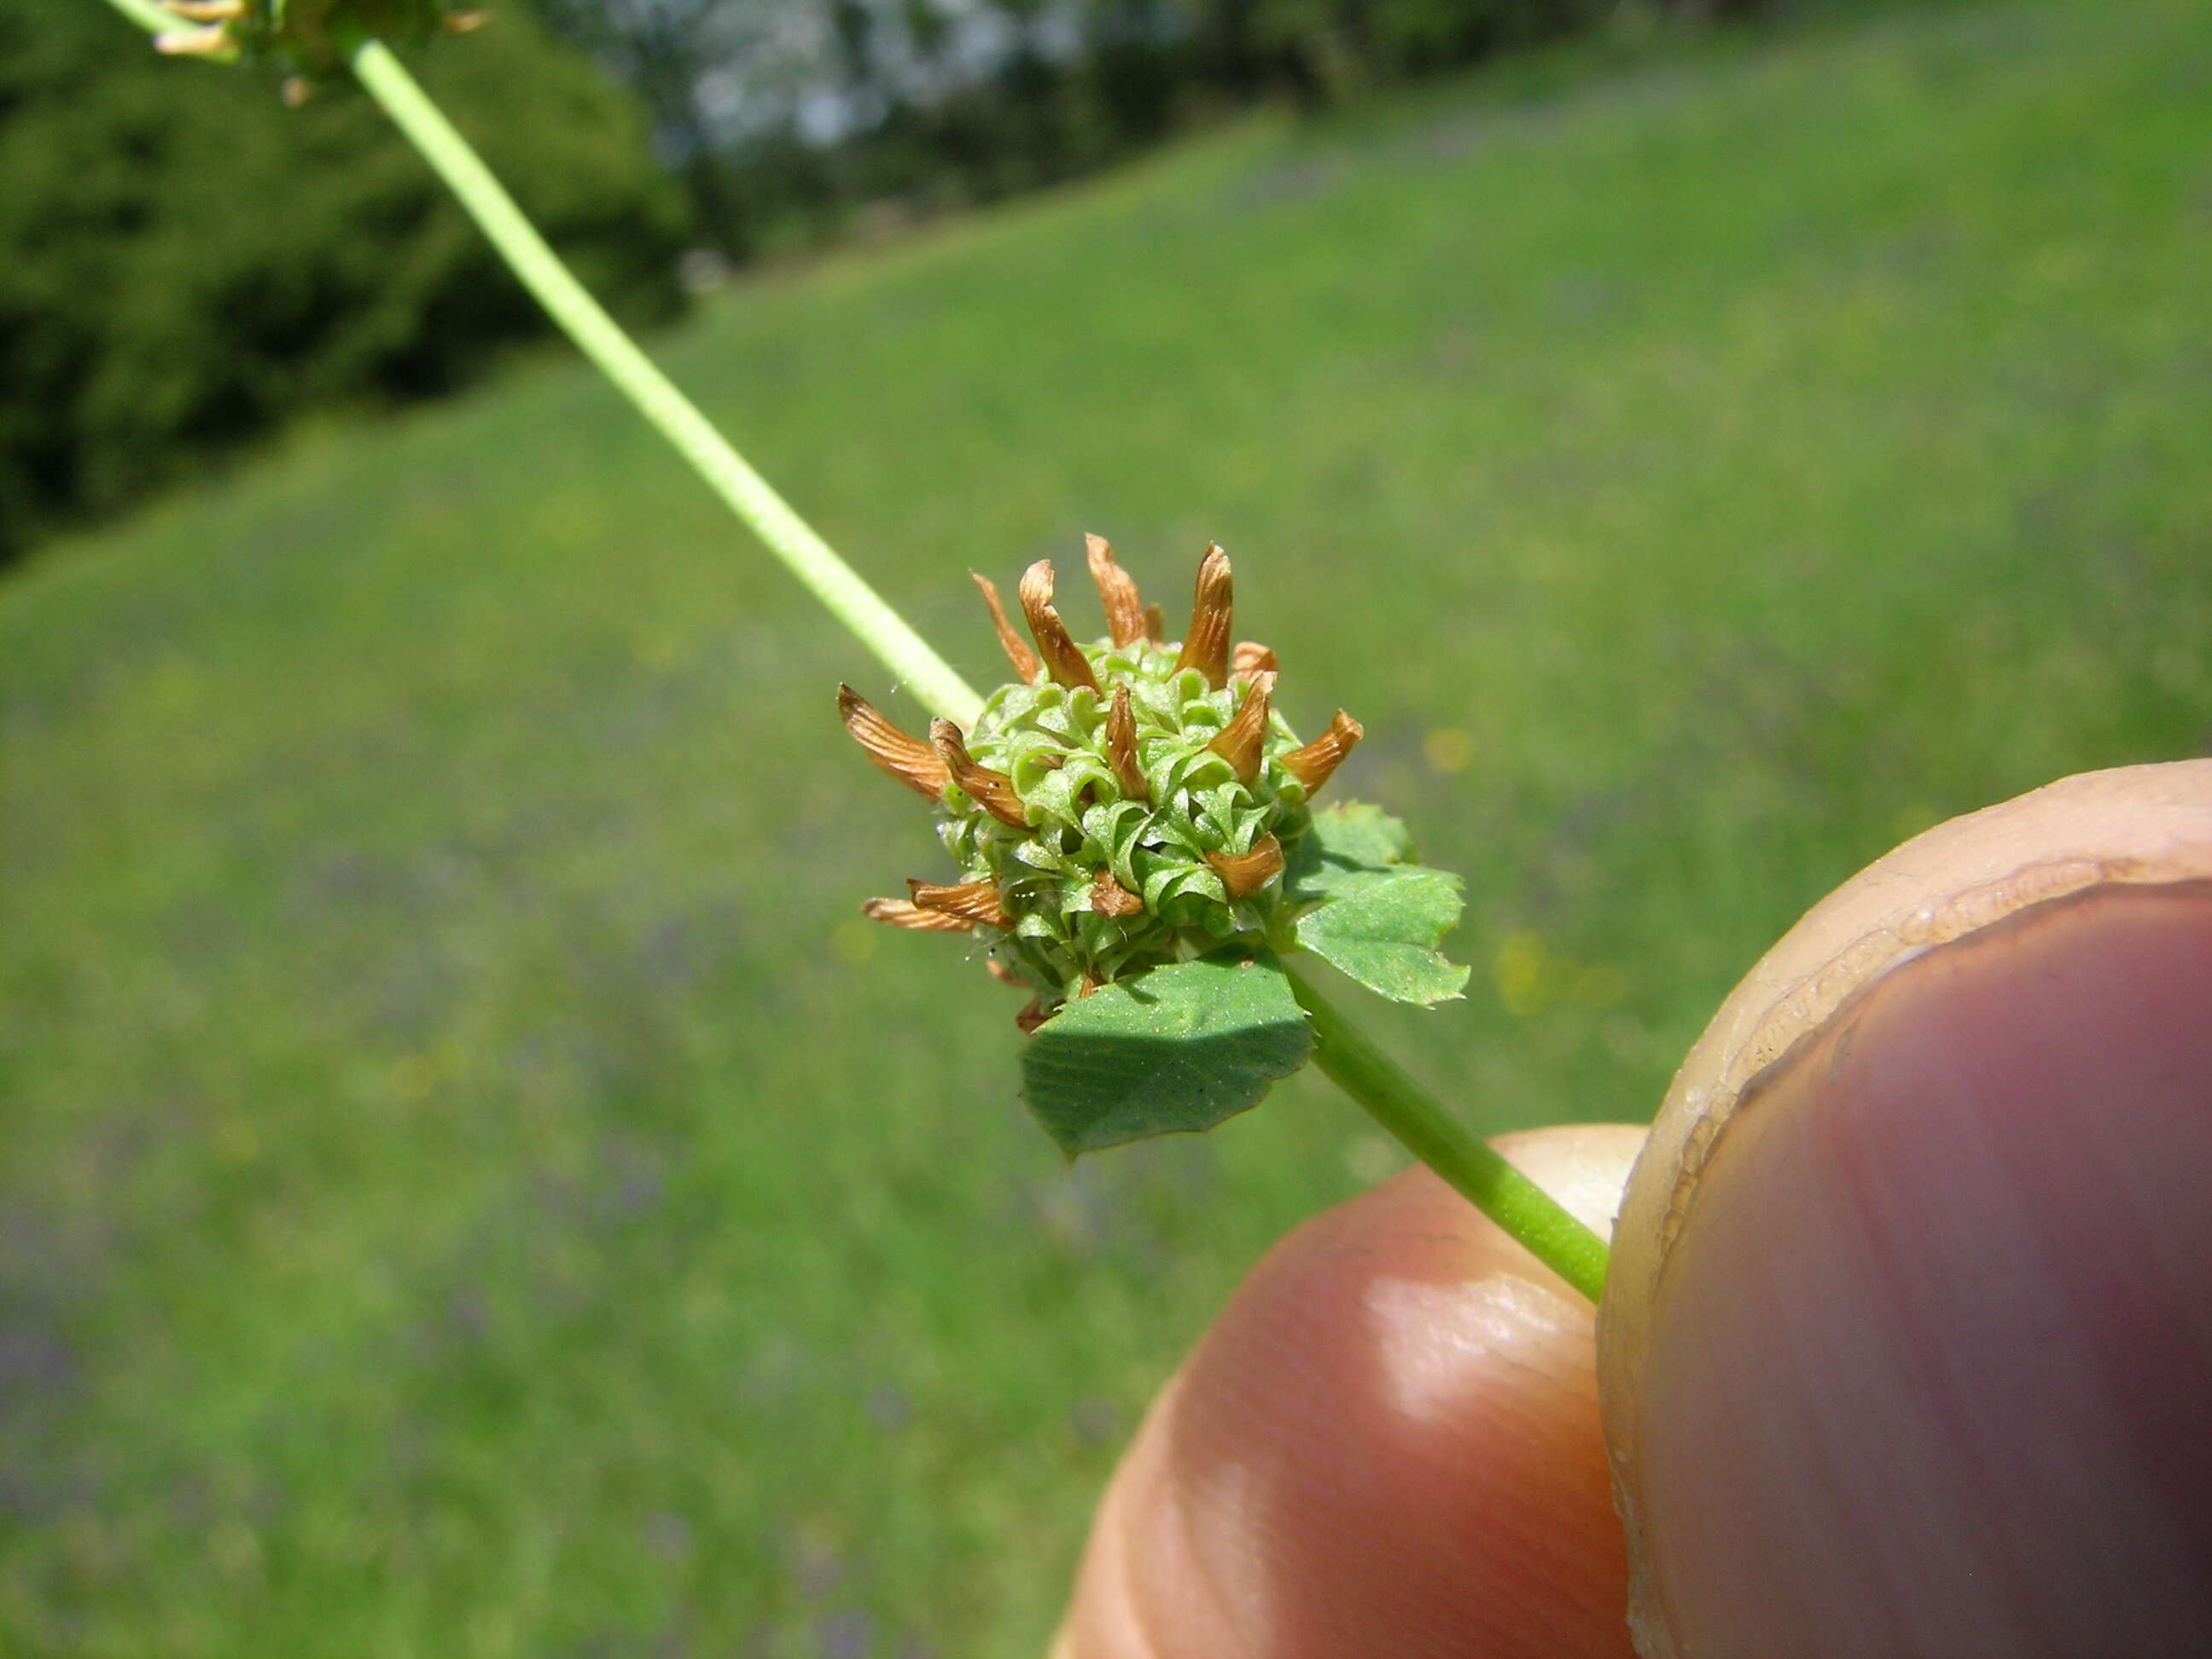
left=840, top=539, right=1363, bottom=1026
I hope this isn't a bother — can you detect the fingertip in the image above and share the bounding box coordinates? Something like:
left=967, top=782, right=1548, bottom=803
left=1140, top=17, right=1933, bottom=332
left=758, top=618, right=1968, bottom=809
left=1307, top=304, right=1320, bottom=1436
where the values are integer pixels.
left=1060, top=1126, right=1646, bottom=1659
left=1623, top=886, right=2212, bottom=1656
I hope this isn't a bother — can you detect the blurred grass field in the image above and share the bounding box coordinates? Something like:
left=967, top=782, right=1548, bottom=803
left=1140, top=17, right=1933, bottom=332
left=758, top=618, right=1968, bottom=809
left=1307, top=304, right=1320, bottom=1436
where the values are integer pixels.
left=4, top=0, right=2209, bottom=1650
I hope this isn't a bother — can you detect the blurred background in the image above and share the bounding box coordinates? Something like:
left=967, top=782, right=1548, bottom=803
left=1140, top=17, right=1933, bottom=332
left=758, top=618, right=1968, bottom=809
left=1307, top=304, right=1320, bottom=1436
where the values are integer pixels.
left=2, top=0, right=2206, bottom=1650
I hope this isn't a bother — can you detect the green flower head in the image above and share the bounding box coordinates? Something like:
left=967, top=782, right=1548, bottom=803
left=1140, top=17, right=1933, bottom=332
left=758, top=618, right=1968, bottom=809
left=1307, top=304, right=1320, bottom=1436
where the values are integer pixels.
left=841, top=538, right=1362, bottom=1029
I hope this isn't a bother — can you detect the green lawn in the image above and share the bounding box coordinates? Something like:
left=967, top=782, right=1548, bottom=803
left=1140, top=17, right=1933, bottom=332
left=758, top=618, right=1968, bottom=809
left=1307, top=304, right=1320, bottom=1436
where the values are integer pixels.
left=3, top=0, right=2209, bottom=1650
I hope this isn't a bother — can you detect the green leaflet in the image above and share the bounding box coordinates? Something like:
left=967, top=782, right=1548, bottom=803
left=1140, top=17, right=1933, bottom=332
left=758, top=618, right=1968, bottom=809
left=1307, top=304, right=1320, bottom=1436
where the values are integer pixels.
left=1287, top=802, right=1470, bottom=1007
left=1294, top=867, right=1470, bottom=1004
left=1016, top=803, right=1463, bottom=1158
left=1020, top=952, right=1313, bottom=1156
left=1284, top=800, right=1417, bottom=880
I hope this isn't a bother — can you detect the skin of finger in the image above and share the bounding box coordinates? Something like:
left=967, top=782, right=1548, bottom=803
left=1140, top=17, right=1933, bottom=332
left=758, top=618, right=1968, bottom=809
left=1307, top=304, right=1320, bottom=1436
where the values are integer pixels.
left=1630, top=883, right=2212, bottom=1657
left=1594, top=760, right=2212, bottom=1656
left=1054, top=1123, right=1649, bottom=1659
left=1604, top=760, right=2212, bottom=1461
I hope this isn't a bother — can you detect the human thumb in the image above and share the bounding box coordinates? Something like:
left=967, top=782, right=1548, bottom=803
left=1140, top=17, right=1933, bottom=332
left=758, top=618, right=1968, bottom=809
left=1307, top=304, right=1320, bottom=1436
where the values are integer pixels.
left=1598, top=761, right=2212, bottom=1658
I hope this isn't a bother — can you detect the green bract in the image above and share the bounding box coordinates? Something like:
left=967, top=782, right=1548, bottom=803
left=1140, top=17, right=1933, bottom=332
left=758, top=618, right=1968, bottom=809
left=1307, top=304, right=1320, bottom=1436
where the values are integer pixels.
left=842, top=538, right=1365, bottom=1027
left=952, top=639, right=1313, bottom=1003
left=846, top=545, right=1471, bottom=1152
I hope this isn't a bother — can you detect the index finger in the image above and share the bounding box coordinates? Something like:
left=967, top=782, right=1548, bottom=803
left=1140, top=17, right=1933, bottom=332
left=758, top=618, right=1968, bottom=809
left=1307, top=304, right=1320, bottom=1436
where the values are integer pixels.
left=1055, top=1125, right=1646, bottom=1659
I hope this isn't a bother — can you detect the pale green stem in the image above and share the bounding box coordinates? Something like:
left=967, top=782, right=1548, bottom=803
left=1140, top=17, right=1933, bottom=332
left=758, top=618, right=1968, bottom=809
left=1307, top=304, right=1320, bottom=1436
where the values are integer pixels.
left=100, top=0, right=981, bottom=725
left=348, top=43, right=981, bottom=725
left=100, top=0, right=1610, bottom=1297
left=105, top=0, right=184, bottom=34
left=1289, top=966, right=1610, bottom=1303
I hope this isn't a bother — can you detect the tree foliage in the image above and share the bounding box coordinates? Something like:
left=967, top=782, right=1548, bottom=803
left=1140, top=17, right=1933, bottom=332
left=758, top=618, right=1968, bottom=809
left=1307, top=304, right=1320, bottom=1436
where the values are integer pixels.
left=0, top=2, right=690, bottom=564
left=5, top=0, right=1772, bottom=563
left=530, top=0, right=1768, bottom=259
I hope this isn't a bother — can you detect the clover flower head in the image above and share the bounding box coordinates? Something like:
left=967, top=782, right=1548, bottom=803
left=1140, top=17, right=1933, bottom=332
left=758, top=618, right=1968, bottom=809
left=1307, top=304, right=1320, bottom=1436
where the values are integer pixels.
left=841, top=538, right=1363, bottom=1029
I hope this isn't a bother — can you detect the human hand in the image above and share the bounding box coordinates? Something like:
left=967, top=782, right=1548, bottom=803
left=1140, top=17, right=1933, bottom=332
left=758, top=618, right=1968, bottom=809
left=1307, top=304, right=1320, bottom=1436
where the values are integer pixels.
left=1053, top=761, right=2212, bottom=1658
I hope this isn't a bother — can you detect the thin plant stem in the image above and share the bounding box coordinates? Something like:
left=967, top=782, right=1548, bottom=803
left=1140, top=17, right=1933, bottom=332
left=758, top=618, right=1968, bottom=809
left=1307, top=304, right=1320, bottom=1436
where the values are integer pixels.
left=98, top=0, right=1612, bottom=1297
left=104, top=0, right=186, bottom=34
left=346, top=43, right=982, bottom=725
left=1288, top=965, right=1610, bottom=1303
left=100, top=0, right=981, bottom=725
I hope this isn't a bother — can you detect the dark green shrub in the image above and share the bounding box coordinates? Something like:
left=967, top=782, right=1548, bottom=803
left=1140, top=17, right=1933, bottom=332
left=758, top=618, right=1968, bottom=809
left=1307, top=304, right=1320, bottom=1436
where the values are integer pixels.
left=0, top=1, right=689, bottom=564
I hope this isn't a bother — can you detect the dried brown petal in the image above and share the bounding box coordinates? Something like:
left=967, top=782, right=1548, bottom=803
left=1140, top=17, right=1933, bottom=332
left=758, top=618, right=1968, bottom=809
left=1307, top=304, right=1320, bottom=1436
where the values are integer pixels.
left=1174, top=544, right=1233, bottom=689
left=985, top=958, right=1019, bottom=986
left=1207, top=672, right=1275, bottom=784
left=1085, top=534, right=1149, bottom=649
left=862, top=898, right=973, bottom=932
left=1283, top=710, right=1364, bottom=795
left=1106, top=684, right=1149, bottom=801
left=1016, top=998, right=1051, bottom=1033
left=1091, top=870, right=1144, bottom=919
left=907, top=877, right=1012, bottom=929
left=930, top=719, right=1029, bottom=828
left=1207, top=833, right=1285, bottom=900
left=1018, top=562, right=1100, bottom=691
left=1232, top=641, right=1278, bottom=684
left=970, top=572, right=1041, bottom=684
left=1144, top=603, right=1167, bottom=643
left=839, top=684, right=950, bottom=800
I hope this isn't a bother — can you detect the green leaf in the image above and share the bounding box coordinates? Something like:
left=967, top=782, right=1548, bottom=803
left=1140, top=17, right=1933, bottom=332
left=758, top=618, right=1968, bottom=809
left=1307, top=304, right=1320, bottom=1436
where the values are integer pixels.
left=1021, top=952, right=1313, bottom=1156
left=1284, top=800, right=1469, bottom=1005
left=1285, top=801, right=1417, bottom=894
left=1294, top=866, right=1470, bottom=1005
